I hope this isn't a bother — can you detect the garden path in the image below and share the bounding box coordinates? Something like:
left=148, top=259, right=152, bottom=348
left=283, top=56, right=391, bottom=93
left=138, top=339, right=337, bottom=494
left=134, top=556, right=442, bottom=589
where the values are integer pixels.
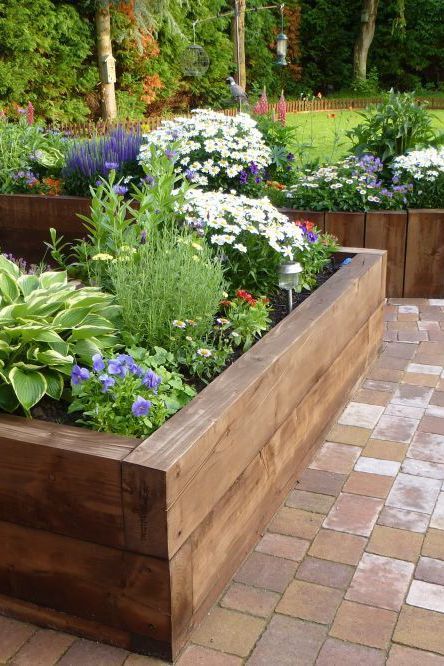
left=3, top=298, right=444, bottom=665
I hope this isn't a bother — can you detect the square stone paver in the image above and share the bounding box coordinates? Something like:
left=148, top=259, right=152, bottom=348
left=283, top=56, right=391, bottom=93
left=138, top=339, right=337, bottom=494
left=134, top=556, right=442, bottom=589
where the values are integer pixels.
left=416, top=557, right=444, bottom=586
left=192, top=607, right=265, bottom=658
left=354, top=457, right=400, bottom=477
left=403, top=373, right=439, bottom=388
left=323, top=493, right=383, bottom=536
left=0, top=617, right=36, bottom=663
left=295, top=469, right=347, bottom=497
left=247, top=615, right=327, bottom=666
left=309, top=442, right=361, bottom=475
left=378, top=506, right=430, bottom=533
left=176, top=646, right=242, bottom=666
left=10, top=629, right=74, bottom=666
left=431, top=494, right=444, bottom=530
left=385, top=404, right=425, bottom=420
left=392, top=385, right=433, bottom=408
left=423, top=530, right=444, bottom=560
left=367, top=525, right=424, bottom=562
left=220, top=583, right=279, bottom=618
left=327, top=424, right=372, bottom=446
left=255, top=532, right=309, bottom=562
left=268, top=506, right=323, bottom=540
left=402, top=458, right=444, bottom=480
left=330, top=600, right=398, bottom=649
left=316, top=638, right=385, bottom=666
left=308, top=529, right=367, bottom=565
left=346, top=552, right=414, bottom=611
left=407, top=363, right=443, bottom=375
left=276, top=579, right=343, bottom=624
left=420, top=416, right=444, bottom=436
left=385, top=473, right=442, bottom=514
left=372, top=415, right=419, bottom=444
left=387, top=644, right=444, bottom=665
left=407, top=580, right=444, bottom=613
left=353, top=388, right=391, bottom=406
left=56, top=640, right=128, bottom=666
left=234, top=552, right=297, bottom=593
left=285, top=490, right=335, bottom=514
left=342, top=471, right=394, bottom=498
left=408, top=432, right=444, bottom=463
left=393, top=605, right=444, bottom=655
left=295, top=556, right=354, bottom=590
left=362, top=438, right=408, bottom=462
left=338, top=403, right=384, bottom=429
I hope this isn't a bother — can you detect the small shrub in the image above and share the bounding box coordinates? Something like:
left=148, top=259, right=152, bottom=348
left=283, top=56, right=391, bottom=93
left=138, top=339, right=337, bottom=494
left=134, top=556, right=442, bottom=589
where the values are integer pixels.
left=347, top=91, right=439, bottom=162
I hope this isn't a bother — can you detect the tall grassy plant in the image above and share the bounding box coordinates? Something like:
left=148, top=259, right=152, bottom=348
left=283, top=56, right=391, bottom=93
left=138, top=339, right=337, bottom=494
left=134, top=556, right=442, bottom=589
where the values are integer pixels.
left=110, top=227, right=225, bottom=350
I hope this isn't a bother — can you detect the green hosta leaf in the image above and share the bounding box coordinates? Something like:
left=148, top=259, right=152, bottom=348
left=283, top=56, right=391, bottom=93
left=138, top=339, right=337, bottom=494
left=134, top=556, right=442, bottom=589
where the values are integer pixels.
left=11, top=361, right=45, bottom=371
left=52, top=307, right=90, bottom=329
left=68, top=324, right=115, bottom=340
left=33, top=349, right=73, bottom=371
left=0, top=255, right=19, bottom=279
left=72, top=338, right=102, bottom=360
left=66, top=290, right=112, bottom=309
left=0, top=384, right=19, bottom=413
left=17, top=275, right=39, bottom=298
left=39, top=271, right=68, bottom=289
left=9, top=367, right=47, bottom=411
left=0, top=272, right=20, bottom=304
left=44, top=371, right=64, bottom=400
left=98, top=305, right=122, bottom=321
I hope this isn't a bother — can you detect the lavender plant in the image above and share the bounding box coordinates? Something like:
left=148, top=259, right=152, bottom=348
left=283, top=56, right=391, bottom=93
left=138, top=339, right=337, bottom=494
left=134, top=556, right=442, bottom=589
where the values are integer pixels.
left=62, top=125, right=144, bottom=196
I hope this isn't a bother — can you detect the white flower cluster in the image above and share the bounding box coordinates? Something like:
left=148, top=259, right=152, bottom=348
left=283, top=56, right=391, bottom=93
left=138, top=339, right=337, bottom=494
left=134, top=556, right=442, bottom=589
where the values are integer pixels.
left=392, top=148, right=444, bottom=181
left=182, top=189, right=306, bottom=259
left=138, top=109, right=271, bottom=188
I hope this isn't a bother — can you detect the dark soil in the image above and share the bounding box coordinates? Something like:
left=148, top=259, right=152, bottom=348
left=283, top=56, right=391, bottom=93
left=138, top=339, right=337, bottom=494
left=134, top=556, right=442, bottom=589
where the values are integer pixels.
left=27, top=256, right=345, bottom=426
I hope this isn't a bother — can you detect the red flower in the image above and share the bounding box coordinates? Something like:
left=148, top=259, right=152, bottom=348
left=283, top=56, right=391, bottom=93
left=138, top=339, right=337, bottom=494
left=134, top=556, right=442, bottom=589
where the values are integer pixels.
left=236, top=289, right=257, bottom=305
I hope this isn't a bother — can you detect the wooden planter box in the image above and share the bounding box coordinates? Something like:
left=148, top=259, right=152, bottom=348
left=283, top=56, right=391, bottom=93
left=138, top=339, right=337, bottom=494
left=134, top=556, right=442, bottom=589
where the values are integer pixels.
left=0, top=248, right=386, bottom=660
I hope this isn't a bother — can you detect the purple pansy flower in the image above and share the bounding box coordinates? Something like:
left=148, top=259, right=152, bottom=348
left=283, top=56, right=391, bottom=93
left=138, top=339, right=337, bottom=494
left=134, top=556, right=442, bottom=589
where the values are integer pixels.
left=92, top=353, right=105, bottom=373
left=142, top=369, right=162, bottom=392
left=71, top=365, right=90, bottom=385
left=98, top=374, right=115, bottom=392
left=108, top=359, right=126, bottom=377
left=131, top=396, right=152, bottom=417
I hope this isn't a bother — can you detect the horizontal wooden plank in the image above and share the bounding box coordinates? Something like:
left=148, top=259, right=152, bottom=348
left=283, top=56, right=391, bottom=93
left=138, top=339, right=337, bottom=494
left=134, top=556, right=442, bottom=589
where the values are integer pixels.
left=0, top=521, right=171, bottom=644
left=123, top=251, right=386, bottom=558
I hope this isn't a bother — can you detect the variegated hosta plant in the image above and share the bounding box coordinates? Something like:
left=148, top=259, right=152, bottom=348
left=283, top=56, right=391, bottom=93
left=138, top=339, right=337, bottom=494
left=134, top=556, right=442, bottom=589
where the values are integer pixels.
left=0, top=255, right=120, bottom=414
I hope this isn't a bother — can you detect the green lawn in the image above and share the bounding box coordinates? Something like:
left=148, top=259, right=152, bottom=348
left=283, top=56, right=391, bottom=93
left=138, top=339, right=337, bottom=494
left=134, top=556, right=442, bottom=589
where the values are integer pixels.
left=286, top=109, right=444, bottom=165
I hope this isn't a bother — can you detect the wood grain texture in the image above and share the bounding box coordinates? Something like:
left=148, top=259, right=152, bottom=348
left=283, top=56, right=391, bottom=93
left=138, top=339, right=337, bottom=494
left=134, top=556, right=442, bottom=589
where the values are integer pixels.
left=0, top=520, right=172, bottom=644
left=404, top=209, right=444, bottom=297
left=0, top=194, right=90, bottom=263
left=0, top=416, right=137, bottom=547
left=123, top=251, right=386, bottom=559
left=325, top=212, right=366, bottom=247
left=365, top=211, right=407, bottom=298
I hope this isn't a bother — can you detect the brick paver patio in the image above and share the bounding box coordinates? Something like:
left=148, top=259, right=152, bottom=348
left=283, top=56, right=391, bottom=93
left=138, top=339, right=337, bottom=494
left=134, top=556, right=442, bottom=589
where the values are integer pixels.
left=3, top=298, right=444, bottom=665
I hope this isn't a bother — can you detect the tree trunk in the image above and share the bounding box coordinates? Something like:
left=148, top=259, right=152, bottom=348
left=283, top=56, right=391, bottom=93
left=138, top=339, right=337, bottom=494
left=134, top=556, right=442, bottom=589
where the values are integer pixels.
left=353, top=0, right=379, bottom=80
left=96, top=4, right=117, bottom=121
left=232, top=0, right=246, bottom=90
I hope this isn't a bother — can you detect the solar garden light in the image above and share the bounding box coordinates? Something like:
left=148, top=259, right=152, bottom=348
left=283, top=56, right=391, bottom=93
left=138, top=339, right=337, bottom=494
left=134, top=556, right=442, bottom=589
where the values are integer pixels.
left=278, top=261, right=302, bottom=313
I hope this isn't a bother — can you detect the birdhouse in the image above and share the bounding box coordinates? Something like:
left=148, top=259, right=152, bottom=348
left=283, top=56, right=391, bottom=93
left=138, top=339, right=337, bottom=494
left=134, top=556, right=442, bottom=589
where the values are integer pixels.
left=100, top=54, right=116, bottom=84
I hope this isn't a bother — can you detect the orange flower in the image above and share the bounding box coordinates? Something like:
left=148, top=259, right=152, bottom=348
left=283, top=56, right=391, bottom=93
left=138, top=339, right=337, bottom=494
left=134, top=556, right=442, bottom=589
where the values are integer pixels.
left=43, top=177, right=61, bottom=196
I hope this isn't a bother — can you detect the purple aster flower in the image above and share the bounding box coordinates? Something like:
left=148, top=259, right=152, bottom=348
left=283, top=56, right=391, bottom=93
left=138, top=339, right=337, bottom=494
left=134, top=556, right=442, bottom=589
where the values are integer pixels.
left=249, top=162, right=259, bottom=175
left=239, top=170, right=248, bottom=185
left=140, top=230, right=147, bottom=244
left=104, top=161, right=119, bottom=171
left=92, top=353, right=105, bottom=373
left=142, top=369, right=162, bottom=392
left=142, top=173, right=155, bottom=186
left=165, top=149, right=178, bottom=161
left=254, top=176, right=262, bottom=184
left=307, top=232, right=318, bottom=243
left=185, top=169, right=196, bottom=182
left=98, top=374, right=115, bottom=392
left=131, top=396, right=152, bottom=417
left=71, top=365, right=90, bottom=385
left=113, top=184, right=129, bottom=196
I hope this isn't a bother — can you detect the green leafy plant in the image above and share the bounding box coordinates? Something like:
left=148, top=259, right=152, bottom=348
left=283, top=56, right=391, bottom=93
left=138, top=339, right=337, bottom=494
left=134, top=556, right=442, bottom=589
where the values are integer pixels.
left=347, top=91, right=441, bottom=162
left=69, top=348, right=195, bottom=438
left=176, top=338, right=233, bottom=383
left=0, top=255, right=120, bottom=414
left=219, top=290, right=271, bottom=351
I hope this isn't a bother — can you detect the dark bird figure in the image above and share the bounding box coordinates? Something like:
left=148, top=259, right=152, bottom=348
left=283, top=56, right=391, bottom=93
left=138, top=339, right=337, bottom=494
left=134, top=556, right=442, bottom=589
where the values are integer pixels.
left=226, top=76, right=249, bottom=109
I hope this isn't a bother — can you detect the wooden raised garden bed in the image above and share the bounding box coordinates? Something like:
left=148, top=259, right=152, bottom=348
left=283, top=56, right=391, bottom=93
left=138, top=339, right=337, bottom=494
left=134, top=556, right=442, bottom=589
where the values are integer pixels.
left=0, top=247, right=386, bottom=660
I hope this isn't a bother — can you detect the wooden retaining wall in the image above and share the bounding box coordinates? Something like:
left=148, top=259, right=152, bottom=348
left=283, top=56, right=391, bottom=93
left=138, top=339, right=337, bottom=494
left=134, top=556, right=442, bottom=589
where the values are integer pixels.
left=283, top=208, right=444, bottom=298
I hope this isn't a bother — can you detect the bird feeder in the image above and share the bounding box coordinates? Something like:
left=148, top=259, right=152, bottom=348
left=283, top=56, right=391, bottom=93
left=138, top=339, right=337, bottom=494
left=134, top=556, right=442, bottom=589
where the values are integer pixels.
left=276, top=5, right=288, bottom=66
left=181, top=23, right=210, bottom=77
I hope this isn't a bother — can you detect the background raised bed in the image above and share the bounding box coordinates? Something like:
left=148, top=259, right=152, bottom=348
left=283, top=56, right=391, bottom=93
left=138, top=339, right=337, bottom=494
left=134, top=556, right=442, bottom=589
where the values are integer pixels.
left=0, top=248, right=385, bottom=660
